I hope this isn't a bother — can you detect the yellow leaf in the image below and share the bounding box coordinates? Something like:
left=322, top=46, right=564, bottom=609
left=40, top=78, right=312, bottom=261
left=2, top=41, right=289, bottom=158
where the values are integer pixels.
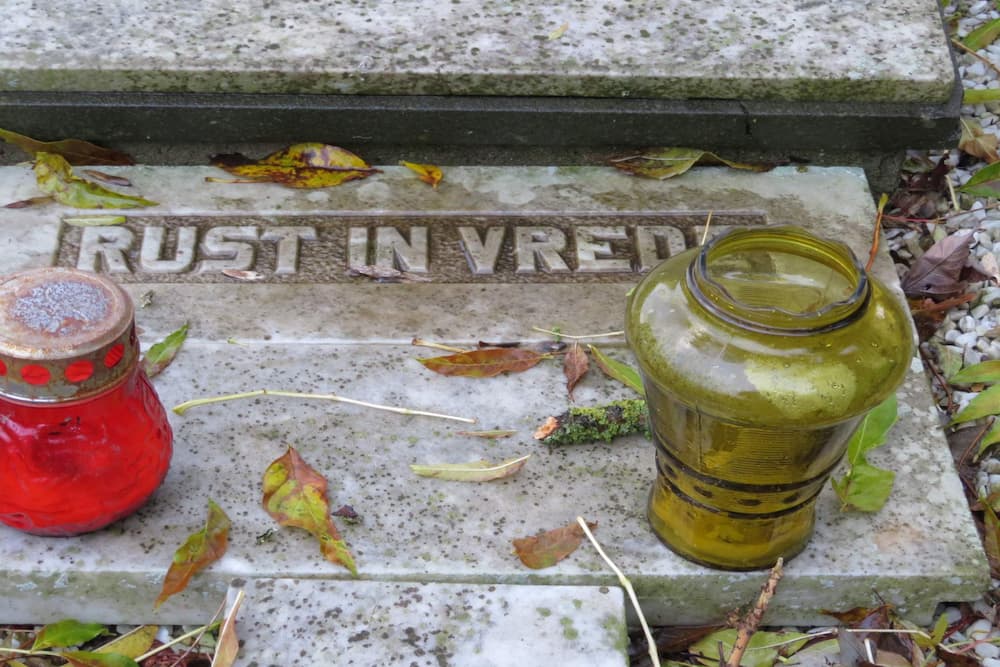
left=95, top=625, right=158, bottom=658
left=34, top=153, right=157, bottom=208
left=399, top=161, right=443, bottom=188
left=210, top=144, right=380, bottom=189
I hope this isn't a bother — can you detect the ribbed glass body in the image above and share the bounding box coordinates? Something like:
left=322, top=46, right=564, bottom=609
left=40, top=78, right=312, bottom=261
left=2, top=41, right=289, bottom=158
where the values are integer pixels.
left=0, top=362, right=172, bottom=536
left=625, top=227, right=913, bottom=569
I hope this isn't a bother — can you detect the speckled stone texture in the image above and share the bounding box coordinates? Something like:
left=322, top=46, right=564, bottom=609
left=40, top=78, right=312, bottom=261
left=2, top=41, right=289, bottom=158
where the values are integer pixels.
left=232, top=579, right=627, bottom=666
left=0, top=0, right=953, bottom=102
left=0, top=166, right=988, bottom=630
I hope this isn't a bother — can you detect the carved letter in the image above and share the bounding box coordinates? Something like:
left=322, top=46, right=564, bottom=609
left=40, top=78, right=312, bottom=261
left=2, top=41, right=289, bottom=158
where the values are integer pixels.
left=196, top=226, right=259, bottom=274
left=77, top=227, right=135, bottom=273
left=458, top=227, right=505, bottom=275
left=262, top=226, right=318, bottom=275
left=347, top=227, right=369, bottom=269
left=514, top=227, right=570, bottom=274
left=575, top=226, right=631, bottom=273
left=139, top=227, right=196, bottom=273
left=375, top=226, right=428, bottom=272
left=635, top=226, right=687, bottom=271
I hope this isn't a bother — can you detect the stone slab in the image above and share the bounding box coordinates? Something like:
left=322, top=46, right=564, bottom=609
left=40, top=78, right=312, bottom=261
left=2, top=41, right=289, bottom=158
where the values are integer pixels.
left=231, top=579, right=627, bottom=666
left=0, top=0, right=953, bottom=103
left=0, top=165, right=989, bottom=628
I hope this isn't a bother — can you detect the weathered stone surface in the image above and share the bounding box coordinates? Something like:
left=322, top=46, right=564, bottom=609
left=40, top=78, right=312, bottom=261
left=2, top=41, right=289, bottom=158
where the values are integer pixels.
left=0, top=166, right=988, bottom=629
left=232, top=579, right=628, bottom=666
left=0, top=1, right=953, bottom=103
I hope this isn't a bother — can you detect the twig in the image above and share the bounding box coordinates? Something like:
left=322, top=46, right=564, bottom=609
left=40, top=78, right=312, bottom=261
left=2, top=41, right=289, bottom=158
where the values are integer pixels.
left=576, top=517, right=660, bottom=667
left=531, top=327, right=625, bottom=340
left=172, top=389, right=476, bottom=423
left=867, top=194, right=889, bottom=272
left=883, top=201, right=1000, bottom=226
left=952, top=39, right=1000, bottom=78
left=947, top=174, right=960, bottom=212
left=961, top=418, right=995, bottom=466
left=725, top=558, right=784, bottom=667
left=411, top=337, right=468, bottom=353
left=919, top=346, right=956, bottom=414
left=700, top=210, right=714, bottom=246
left=136, top=617, right=224, bottom=662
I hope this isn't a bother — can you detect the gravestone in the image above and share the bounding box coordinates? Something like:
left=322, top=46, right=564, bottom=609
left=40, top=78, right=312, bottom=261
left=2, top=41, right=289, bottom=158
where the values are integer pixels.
left=0, top=164, right=987, bottom=655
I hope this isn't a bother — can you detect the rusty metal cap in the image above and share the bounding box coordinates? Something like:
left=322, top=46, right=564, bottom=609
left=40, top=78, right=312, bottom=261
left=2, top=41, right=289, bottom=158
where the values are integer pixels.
left=0, top=268, right=137, bottom=403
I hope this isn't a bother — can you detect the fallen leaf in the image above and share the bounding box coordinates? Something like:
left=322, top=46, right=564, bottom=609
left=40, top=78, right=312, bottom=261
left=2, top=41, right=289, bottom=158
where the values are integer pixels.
left=262, top=446, right=357, bottom=575
left=209, top=143, right=380, bottom=189
left=689, top=629, right=809, bottom=667
left=610, top=148, right=775, bottom=180
left=959, top=118, right=1000, bottom=164
left=952, top=384, right=1000, bottom=423
left=62, top=215, right=127, bottom=226
left=419, top=348, right=546, bottom=378
left=81, top=169, right=133, bottom=187
left=513, top=519, right=596, bottom=569
left=831, top=396, right=898, bottom=512
left=95, top=625, right=158, bottom=658
left=347, top=265, right=431, bottom=283
left=938, top=646, right=983, bottom=667
left=33, top=153, right=157, bottom=209
left=890, top=155, right=950, bottom=219
left=588, top=345, right=644, bottom=395
left=966, top=88, right=1000, bottom=104
left=400, top=161, right=443, bottom=188
left=410, top=454, right=530, bottom=482
left=62, top=652, right=140, bottom=667
left=900, top=231, right=973, bottom=299
left=211, top=588, right=244, bottom=667
left=984, top=502, right=1000, bottom=576
left=952, top=360, right=1000, bottom=385
left=142, top=323, right=190, bottom=379
left=332, top=504, right=362, bottom=524
left=978, top=419, right=1000, bottom=461
left=963, top=17, right=1000, bottom=50
left=455, top=429, right=517, bottom=438
left=547, top=22, right=569, bottom=40
left=0, top=128, right=134, bottom=165
left=563, top=343, right=589, bottom=399
left=821, top=604, right=893, bottom=626
left=154, top=499, right=231, bottom=608
left=5, top=195, right=55, bottom=208
left=32, top=620, right=109, bottom=650
left=221, top=269, right=265, bottom=281
left=960, top=161, right=1000, bottom=198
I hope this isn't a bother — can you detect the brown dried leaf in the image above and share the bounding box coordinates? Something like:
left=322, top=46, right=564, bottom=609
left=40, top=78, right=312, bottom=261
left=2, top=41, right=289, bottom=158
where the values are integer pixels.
left=419, top=348, right=546, bottom=378
left=262, top=446, right=356, bottom=574
left=400, top=161, right=443, bottom=188
left=347, top=265, right=431, bottom=283
left=513, top=520, right=596, bottom=569
left=901, top=231, right=973, bottom=299
left=610, top=148, right=775, bottom=180
left=0, top=128, right=134, bottom=165
left=960, top=118, right=1000, bottom=164
left=81, top=169, right=133, bottom=187
left=221, top=269, right=265, bottom=281
left=155, top=500, right=231, bottom=608
left=563, top=343, right=589, bottom=399
left=211, top=589, right=244, bottom=667
left=5, top=195, right=55, bottom=208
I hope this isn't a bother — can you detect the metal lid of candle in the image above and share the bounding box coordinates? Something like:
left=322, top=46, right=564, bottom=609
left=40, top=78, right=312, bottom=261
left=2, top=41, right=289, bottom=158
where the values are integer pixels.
left=0, top=268, right=137, bottom=403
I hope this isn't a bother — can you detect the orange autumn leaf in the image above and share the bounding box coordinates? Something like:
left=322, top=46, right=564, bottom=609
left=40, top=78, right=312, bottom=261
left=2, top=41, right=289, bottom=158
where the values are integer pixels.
left=513, top=520, right=596, bottom=569
left=563, top=343, right=589, bottom=400
left=418, top=348, right=546, bottom=378
left=209, top=143, right=380, bottom=189
left=155, top=500, right=231, bottom=608
left=400, top=160, right=443, bottom=188
left=262, top=446, right=357, bottom=575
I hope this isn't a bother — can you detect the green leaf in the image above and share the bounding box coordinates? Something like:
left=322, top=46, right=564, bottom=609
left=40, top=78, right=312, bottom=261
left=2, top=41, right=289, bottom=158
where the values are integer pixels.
left=964, top=88, right=1000, bottom=105
left=588, top=345, right=644, bottom=396
left=833, top=461, right=896, bottom=512
left=62, top=651, right=140, bottom=667
left=952, top=384, right=1000, bottom=424
left=410, top=454, right=530, bottom=481
left=610, top=148, right=774, bottom=180
left=959, top=160, right=1000, bottom=198
left=33, top=153, right=156, bottom=209
left=963, top=18, right=1000, bottom=50
left=32, top=620, right=109, bottom=650
left=983, top=500, right=1000, bottom=572
left=0, top=128, right=134, bottom=165
left=951, top=359, right=1000, bottom=385
left=689, top=629, right=810, bottom=667
left=142, top=323, right=190, bottom=379
left=845, top=395, right=898, bottom=464
left=977, top=419, right=1000, bottom=461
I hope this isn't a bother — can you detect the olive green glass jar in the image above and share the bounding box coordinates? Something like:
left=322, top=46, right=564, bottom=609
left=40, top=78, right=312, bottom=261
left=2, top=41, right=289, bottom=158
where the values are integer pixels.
left=625, top=226, right=913, bottom=570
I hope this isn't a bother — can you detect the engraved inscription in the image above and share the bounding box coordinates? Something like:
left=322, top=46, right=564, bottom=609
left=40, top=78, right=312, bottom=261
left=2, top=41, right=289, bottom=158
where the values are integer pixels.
left=57, top=214, right=767, bottom=283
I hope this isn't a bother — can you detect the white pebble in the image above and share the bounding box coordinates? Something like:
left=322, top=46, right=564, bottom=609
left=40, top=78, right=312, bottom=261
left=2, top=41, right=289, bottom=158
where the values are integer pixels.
left=969, top=62, right=988, bottom=78
left=979, top=338, right=992, bottom=353
left=973, top=599, right=996, bottom=621
left=978, top=231, right=994, bottom=247
left=974, top=304, right=992, bottom=319
left=982, top=657, right=1000, bottom=667
left=977, top=642, right=1000, bottom=660
left=967, top=348, right=984, bottom=367
left=945, top=329, right=962, bottom=343
left=989, top=473, right=1000, bottom=489
left=984, top=459, right=1000, bottom=473
left=957, top=331, right=980, bottom=347
left=983, top=287, right=1000, bottom=305
left=990, top=341, right=1000, bottom=359
left=969, top=618, right=993, bottom=640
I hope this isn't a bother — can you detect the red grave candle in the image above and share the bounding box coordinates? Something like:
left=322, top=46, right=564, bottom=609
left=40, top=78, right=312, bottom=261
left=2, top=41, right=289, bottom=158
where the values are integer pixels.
left=0, top=268, right=172, bottom=536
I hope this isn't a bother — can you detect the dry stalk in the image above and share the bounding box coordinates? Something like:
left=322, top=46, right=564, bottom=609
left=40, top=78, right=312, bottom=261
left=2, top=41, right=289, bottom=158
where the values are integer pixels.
left=700, top=210, right=715, bottom=246
left=725, top=558, right=784, bottom=667
left=952, top=39, right=1000, bottom=78
left=531, top=327, right=625, bottom=340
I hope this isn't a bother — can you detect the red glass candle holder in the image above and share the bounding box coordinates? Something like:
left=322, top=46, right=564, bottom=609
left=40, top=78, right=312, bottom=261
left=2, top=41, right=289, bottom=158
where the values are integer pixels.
left=0, top=268, right=173, bottom=536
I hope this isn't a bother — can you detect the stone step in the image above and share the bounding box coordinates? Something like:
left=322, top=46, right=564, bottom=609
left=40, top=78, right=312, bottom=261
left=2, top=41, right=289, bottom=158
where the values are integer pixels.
left=232, top=579, right=627, bottom=666
left=0, top=165, right=988, bottom=631
left=0, top=0, right=958, bottom=159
